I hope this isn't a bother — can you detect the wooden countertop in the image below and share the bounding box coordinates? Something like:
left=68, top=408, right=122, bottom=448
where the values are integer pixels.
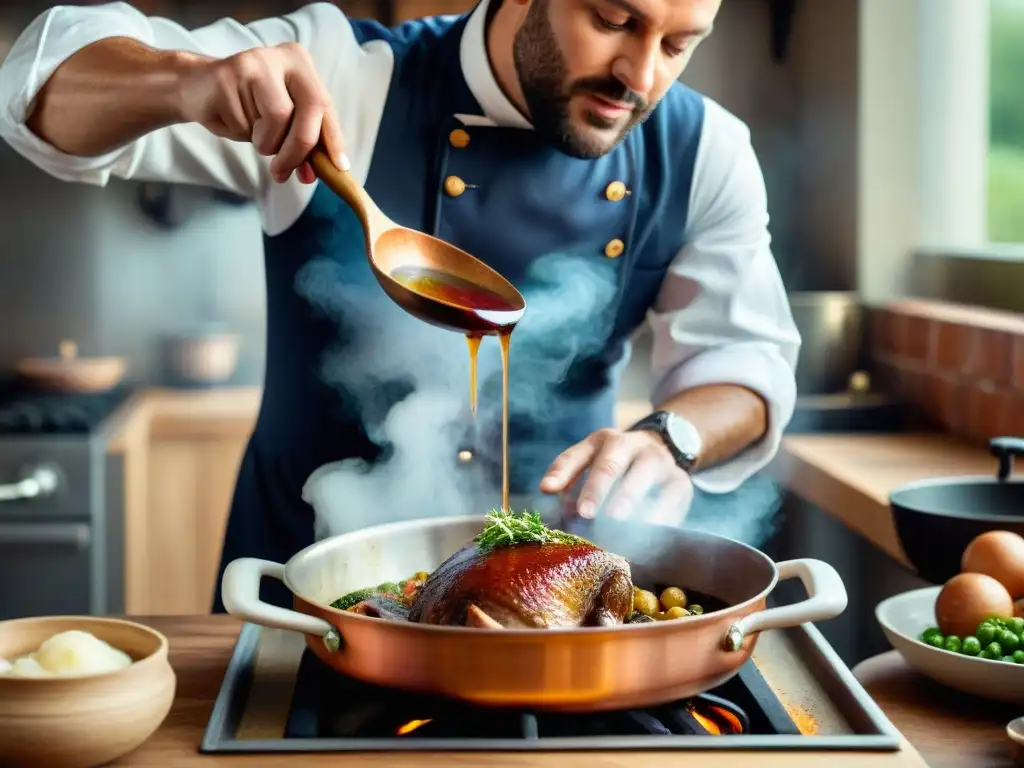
left=122, top=615, right=931, bottom=767
left=854, top=651, right=1021, bottom=768
left=774, top=432, right=997, bottom=568
left=107, top=388, right=263, bottom=453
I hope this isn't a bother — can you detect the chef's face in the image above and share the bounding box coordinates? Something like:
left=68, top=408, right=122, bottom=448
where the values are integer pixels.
left=513, top=0, right=719, bottom=158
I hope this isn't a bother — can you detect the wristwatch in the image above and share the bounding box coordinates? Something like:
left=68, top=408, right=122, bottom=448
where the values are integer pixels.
left=627, top=411, right=702, bottom=472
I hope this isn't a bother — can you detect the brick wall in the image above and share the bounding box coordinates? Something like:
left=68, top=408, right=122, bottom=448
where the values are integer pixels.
left=871, top=300, right=1024, bottom=443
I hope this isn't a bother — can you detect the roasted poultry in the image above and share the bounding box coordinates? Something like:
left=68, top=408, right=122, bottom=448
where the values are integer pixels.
left=407, top=511, right=634, bottom=628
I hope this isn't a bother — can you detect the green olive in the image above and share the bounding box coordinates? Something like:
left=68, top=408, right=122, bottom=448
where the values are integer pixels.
left=961, top=636, right=982, bottom=656
left=633, top=589, right=660, bottom=617
left=663, top=606, right=688, bottom=620
left=943, top=635, right=962, bottom=653
left=660, top=587, right=687, bottom=611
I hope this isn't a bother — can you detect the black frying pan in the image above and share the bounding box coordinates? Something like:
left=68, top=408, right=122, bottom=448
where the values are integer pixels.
left=889, top=436, right=1024, bottom=583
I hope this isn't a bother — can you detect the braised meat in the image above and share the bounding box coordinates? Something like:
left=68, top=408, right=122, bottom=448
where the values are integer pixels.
left=408, top=537, right=634, bottom=629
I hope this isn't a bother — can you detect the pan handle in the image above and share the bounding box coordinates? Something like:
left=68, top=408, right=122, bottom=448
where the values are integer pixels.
left=221, top=558, right=337, bottom=645
left=723, top=558, right=848, bottom=652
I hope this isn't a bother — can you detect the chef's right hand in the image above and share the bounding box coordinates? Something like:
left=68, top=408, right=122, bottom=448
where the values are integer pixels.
left=176, top=42, right=346, bottom=185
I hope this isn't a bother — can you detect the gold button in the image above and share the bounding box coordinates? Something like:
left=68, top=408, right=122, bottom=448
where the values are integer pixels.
left=605, top=181, right=628, bottom=202
left=604, top=239, right=625, bottom=259
left=457, top=450, right=473, bottom=463
left=445, top=176, right=467, bottom=197
left=449, top=129, right=471, bottom=149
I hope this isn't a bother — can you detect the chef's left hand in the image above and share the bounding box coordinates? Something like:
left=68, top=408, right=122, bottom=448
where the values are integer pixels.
left=539, top=428, right=693, bottom=526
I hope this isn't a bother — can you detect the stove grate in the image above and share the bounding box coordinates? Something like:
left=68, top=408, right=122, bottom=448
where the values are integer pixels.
left=284, top=648, right=799, bottom=743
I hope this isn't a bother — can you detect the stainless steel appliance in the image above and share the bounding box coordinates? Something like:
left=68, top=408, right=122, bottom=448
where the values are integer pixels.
left=787, top=291, right=865, bottom=395
left=0, top=385, right=130, bottom=619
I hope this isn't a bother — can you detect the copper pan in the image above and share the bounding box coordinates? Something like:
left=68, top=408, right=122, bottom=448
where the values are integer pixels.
left=221, top=515, right=847, bottom=712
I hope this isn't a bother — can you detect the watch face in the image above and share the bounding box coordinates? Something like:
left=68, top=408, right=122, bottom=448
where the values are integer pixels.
left=665, top=413, right=702, bottom=459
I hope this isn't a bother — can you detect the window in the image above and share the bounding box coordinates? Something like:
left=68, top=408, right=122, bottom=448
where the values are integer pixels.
left=988, top=0, right=1024, bottom=244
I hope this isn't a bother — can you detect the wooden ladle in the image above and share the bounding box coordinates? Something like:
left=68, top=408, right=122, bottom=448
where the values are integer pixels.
left=307, top=148, right=525, bottom=335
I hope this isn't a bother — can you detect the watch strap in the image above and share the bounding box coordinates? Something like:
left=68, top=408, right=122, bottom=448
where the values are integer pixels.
left=627, top=410, right=698, bottom=471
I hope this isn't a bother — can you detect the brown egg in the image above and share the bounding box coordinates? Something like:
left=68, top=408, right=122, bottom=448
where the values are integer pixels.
left=935, top=572, right=1015, bottom=638
left=961, top=530, right=1024, bottom=598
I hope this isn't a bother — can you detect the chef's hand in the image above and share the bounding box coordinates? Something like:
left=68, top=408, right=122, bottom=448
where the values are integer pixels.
left=539, top=428, right=694, bottom=526
left=177, top=43, right=346, bottom=184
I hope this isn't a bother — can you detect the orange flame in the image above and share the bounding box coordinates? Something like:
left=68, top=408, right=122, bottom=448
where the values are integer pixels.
left=690, top=710, right=722, bottom=735
left=689, top=704, right=744, bottom=735
left=396, top=719, right=433, bottom=735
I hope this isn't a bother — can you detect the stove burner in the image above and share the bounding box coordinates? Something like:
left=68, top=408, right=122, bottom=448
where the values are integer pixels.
left=0, top=385, right=132, bottom=435
left=284, top=649, right=801, bottom=745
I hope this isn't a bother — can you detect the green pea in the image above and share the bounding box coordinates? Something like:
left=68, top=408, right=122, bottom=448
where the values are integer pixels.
left=1013, top=650, right=1024, bottom=664
left=1010, top=617, right=1024, bottom=635
left=943, top=636, right=962, bottom=653
left=986, top=641, right=1004, bottom=658
left=986, top=616, right=1010, bottom=628
left=961, top=636, right=983, bottom=656
left=921, top=627, right=942, bottom=642
left=1003, top=655, right=1017, bottom=664
left=926, top=634, right=946, bottom=649
left=977, top=623, right=998, bottom=645
left=999, top=629, right=1021, bottom=652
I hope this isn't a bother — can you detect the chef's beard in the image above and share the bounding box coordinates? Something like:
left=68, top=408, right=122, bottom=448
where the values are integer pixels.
left=513, top=0, right=654, bottom=159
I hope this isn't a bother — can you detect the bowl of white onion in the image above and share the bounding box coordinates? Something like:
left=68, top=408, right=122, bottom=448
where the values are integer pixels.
left=0, top=615, right=176, bottom=768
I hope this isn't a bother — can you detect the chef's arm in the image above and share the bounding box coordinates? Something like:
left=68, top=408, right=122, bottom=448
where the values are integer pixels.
left=649, top=99, right=800, bottom=490
left=656, top=384, right=767, bottom=472
left=0, top=3, right=359, bottom=196
left=25, top=38, right=186, bottom=159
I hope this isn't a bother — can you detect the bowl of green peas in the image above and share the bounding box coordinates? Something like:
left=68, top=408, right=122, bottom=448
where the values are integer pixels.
left=876, top=586, right=1024, bottom=705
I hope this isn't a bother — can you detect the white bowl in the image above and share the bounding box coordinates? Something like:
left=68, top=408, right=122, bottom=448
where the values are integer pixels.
left=876, top=586, right=1024, bottom=705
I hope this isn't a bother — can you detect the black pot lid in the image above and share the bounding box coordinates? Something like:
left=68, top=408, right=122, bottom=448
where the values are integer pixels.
left=889, top=436, right=1024, bottom=521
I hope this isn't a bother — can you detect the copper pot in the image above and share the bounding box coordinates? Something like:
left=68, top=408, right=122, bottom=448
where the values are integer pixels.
left=221, top=515, right=847, bottom=712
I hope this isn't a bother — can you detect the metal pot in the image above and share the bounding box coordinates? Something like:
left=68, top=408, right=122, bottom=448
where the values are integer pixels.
left=787, top=291, right=864, bottom=395
left=221, top=515, right=847, bottom=712
left=890, top=436, right=1024, bottom=584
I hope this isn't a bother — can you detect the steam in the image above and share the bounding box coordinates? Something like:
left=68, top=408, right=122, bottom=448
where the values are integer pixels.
left=297, top=251, right=620, bottom=540
left=296, top=249, right=782, bottom=551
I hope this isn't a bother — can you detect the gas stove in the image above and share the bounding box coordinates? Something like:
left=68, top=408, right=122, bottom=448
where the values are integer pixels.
left=0, top=382, right=133, bottom=435
left=0, top=382, right=134, bottom=620
left=201, top=622, right=905, bottom=755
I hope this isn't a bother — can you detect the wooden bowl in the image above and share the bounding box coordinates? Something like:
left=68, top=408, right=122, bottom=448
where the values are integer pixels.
left=0, top=616, right=176, bottom=768
left=13, top=341, right=126, bottom=393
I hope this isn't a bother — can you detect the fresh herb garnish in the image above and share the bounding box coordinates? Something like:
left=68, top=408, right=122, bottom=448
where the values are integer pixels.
left=475, top=509, right=586, bottom=552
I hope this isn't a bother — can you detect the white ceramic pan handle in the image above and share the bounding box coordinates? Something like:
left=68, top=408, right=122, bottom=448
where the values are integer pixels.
left=723, top=558, right=848, bottom=652
left=221, top=558, right=335, bottom=640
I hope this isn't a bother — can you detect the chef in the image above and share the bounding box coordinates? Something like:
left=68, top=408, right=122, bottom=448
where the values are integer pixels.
left=0, top=0, right=800, bottom=611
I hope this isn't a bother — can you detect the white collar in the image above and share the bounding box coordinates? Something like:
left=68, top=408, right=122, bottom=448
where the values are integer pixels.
left=457, top=0, right=534, bottom=130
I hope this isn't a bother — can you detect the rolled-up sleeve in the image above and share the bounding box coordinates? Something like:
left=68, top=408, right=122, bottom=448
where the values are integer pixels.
left=0, top=2, right=360, bottom=198
left=648, top=97, right=801, bottom=494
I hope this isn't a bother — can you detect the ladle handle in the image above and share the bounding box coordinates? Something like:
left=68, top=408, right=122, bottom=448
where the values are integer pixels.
left=307, top=147, right=381, bottom=236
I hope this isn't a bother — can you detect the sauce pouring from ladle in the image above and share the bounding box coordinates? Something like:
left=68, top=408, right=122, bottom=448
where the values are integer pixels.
left=307, top=148, right=526, bottom=511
